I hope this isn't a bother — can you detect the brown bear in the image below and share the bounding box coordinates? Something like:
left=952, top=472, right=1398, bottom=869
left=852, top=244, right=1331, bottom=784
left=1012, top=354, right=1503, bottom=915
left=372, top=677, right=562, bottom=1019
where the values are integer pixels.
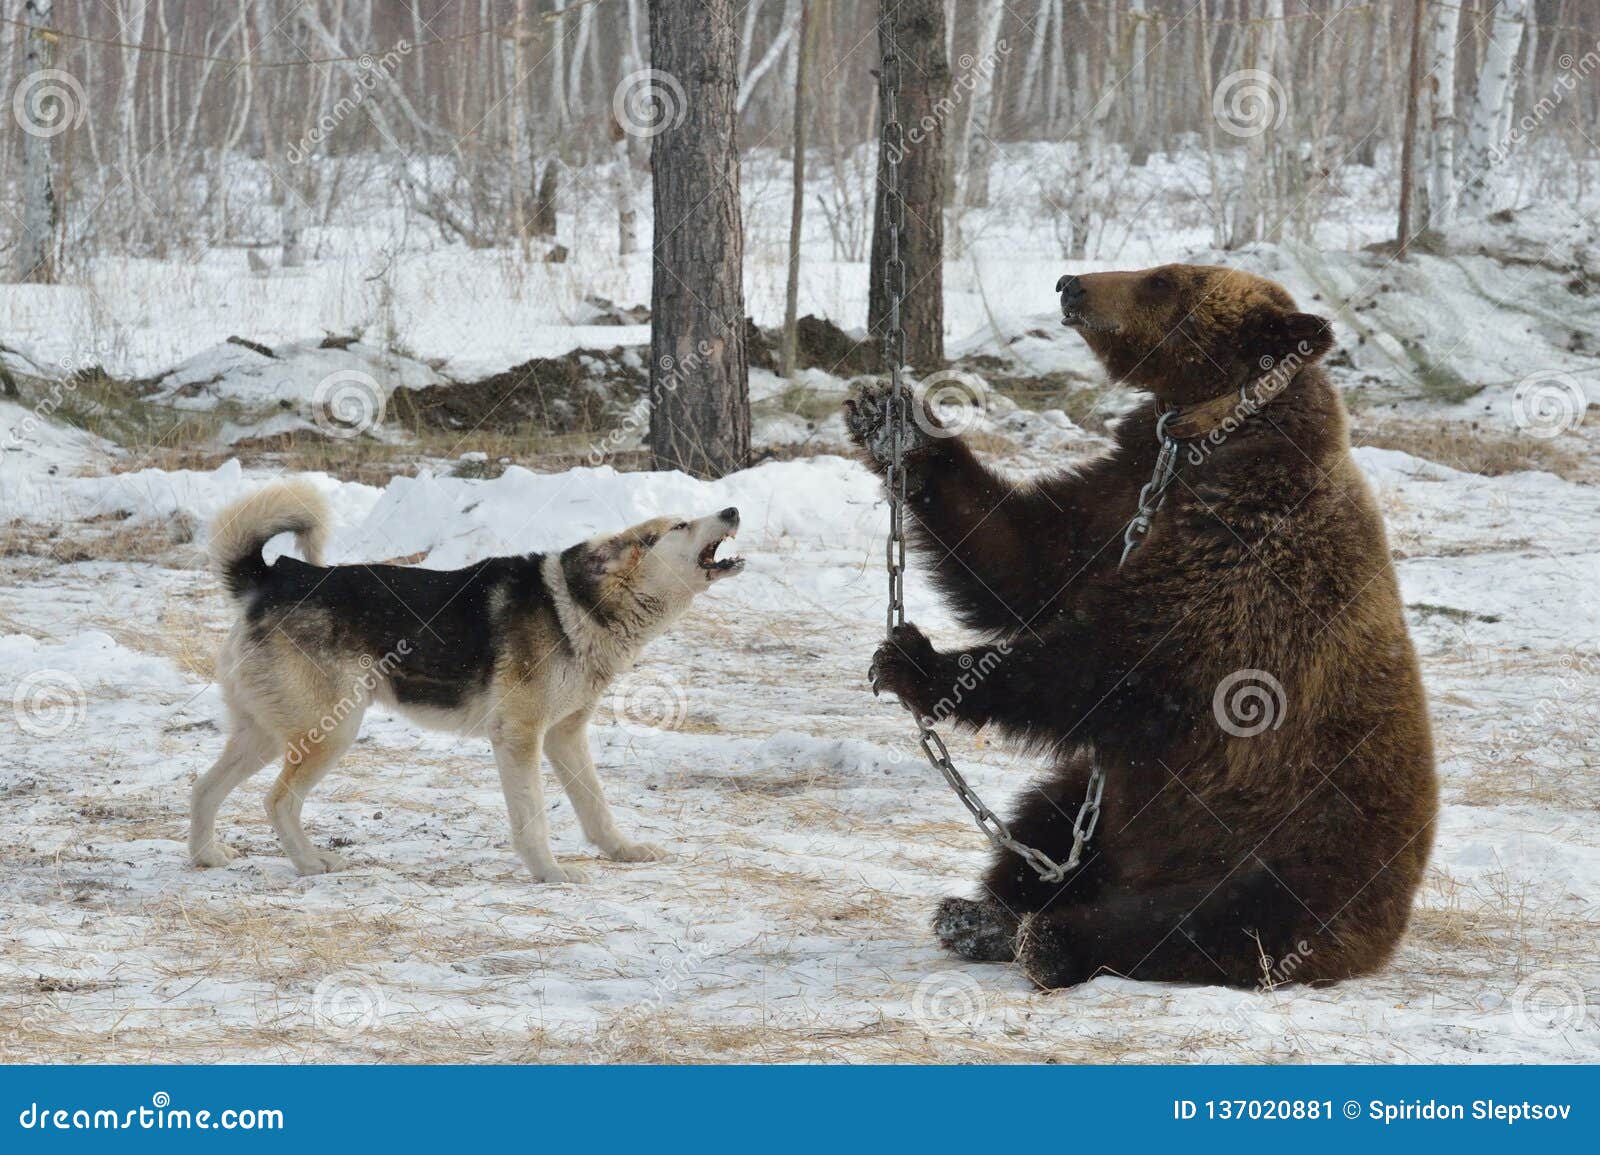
left=845, top=264, right=1437, bottom=990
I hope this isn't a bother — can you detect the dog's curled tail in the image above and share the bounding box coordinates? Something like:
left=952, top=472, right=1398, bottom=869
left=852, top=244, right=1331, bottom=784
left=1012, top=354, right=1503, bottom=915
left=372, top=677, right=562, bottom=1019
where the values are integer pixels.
left=209, top=479, right=331, bottom=598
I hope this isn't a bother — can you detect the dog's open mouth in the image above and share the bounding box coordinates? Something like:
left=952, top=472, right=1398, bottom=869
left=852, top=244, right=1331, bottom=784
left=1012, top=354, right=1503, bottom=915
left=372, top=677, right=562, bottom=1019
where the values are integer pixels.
left=697, top=534, right=745, bottom=579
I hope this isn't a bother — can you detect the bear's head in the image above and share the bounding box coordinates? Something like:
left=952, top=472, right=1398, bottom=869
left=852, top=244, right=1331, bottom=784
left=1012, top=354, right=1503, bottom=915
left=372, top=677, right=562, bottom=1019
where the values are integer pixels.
left=1056, top=264, right=1335, bottom=406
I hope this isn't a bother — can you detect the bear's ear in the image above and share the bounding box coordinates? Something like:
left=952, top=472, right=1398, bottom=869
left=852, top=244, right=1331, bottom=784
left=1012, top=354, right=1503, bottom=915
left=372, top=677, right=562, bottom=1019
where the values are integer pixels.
left=1245, top=307, right=1335, bottom=369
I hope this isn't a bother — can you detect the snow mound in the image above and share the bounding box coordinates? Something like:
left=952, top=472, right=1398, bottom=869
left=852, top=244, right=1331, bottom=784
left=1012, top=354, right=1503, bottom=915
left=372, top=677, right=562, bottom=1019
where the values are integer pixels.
left=143, top=338, right=447, bottom=435
left=1, top=397, right=116, bottom=478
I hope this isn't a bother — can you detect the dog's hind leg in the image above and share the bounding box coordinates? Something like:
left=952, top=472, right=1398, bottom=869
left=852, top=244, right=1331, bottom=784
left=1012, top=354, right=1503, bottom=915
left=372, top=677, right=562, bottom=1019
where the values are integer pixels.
left=265, top=715, right=362, bottom=876
left=545, top=712, right=668, bottom=864
left=491, top=722, right=586, bottom=885
left=190, top=714, right=278, bottom=867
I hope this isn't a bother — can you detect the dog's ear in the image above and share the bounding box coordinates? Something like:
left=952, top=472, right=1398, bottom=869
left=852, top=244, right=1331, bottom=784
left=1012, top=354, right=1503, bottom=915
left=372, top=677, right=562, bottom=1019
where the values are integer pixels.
left=585, top=536, right=649, bottom=576
left=1244, top=307, right=1335, bottom=369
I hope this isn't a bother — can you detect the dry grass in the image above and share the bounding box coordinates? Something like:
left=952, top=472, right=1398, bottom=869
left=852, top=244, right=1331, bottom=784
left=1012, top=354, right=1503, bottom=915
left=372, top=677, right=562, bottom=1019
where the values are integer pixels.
left=1351, top=415, right=1593, bottom=482
left=1, top=512, right=198, bottom=566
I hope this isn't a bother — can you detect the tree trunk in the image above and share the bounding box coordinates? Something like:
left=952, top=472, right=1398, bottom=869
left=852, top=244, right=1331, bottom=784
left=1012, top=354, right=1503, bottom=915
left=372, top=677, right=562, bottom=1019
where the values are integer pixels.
left=1426, top=0, right=1461, bottom=229
left=868, top=0, right=948, bottom=372
left=960, top=0, right=1005, bottom=207
left=781, top=0, right=813, bottom=378
left=1397, top=0, right=1428, bottom=254
left=1125, top=0, right=1150, bottom=165
left=610, top=117, right=639, bottom=255
left=535, top=160, right=560, bottom=236
left=1228, top=0, right=1284, bottom=250
left=1459, top=0, right=1529, bottom=217
left=647, top=0, right=750, bottom=479
left=16, top=0, right=58, bottom=284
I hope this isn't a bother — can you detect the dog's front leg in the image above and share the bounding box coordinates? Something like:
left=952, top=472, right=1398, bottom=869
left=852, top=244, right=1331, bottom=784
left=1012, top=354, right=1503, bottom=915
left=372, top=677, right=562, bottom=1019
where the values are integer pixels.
left=490, top=723, right=587, bottom=884
left=546, top=712, right=669, bottom=864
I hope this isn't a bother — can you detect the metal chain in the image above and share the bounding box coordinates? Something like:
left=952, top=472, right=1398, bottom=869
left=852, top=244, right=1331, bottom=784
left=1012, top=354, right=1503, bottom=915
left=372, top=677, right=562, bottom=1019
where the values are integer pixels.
left=1119, top=409, right=1181, bottom=568
left=877, top=2, right=1095, bottom=886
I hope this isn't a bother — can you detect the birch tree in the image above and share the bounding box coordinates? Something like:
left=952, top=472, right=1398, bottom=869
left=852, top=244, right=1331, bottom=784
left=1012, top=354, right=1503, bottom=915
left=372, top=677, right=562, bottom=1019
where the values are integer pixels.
left=959, top=0, right=1005, bottom=207
left=1426, top=0, right=1462, bottom=228
left=1459, top=0, right=1529, bottom=217
left=15, top=0, right=57, bottom=283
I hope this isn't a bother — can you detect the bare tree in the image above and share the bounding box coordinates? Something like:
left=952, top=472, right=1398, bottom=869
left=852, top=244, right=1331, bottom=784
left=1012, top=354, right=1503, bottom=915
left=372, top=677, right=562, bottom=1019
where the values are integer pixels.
left=1425, top=0, right=1462, bottom=229
left=15, top=0, right=58, bottom=283
left=1397, top=0, right=1428, bottom=253
left=1460, top=0, right=1529, bottom=217
left=959, top=0, right=1005, bottom=207
left=782, top=0, right=814, bottom=377
left=869, top=0, right=948, bottom=371
left=647, top=0, right=750, bottom=479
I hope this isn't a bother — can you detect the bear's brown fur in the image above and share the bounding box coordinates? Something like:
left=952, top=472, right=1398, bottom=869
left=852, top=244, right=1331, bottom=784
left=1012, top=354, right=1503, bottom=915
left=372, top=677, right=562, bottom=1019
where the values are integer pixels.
left=846, top=263, right=1437, bottom=990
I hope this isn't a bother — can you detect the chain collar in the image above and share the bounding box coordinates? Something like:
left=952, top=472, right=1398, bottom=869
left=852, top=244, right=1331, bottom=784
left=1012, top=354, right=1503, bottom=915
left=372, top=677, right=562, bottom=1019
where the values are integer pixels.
left=1119, top=409, right=1182, bottom=568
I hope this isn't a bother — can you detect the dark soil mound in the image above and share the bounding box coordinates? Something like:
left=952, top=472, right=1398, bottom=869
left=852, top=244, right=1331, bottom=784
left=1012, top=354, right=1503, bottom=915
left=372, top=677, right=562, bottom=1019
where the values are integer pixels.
left=395, top=347, right=647, bottom=435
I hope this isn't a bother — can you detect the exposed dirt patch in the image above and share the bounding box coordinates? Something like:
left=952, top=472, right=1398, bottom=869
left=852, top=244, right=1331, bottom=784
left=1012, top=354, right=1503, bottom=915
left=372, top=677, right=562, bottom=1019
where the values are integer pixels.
left=393, top=346, right=646, bottom=436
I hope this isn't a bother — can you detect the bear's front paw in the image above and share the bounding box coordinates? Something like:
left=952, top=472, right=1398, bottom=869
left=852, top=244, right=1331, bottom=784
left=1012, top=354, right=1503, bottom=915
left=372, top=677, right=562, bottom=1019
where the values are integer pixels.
left=1015, top=913, right=1088, bottom=991
left=934, top=896, right=1018, bottom=962
left=843, top=380, right=942, bottom=473
left=869, top=623, right=945, bottom=719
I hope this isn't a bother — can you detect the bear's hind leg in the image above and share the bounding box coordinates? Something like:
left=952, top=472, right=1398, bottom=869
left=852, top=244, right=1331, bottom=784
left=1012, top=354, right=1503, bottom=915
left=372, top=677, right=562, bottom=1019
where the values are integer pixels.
left=1016, top=863, right=1322, bottom=990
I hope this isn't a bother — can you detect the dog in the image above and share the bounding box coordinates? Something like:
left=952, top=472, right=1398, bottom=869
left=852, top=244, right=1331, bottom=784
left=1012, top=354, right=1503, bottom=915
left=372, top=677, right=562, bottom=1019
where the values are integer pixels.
left=189, top=479, right=744, bottom=884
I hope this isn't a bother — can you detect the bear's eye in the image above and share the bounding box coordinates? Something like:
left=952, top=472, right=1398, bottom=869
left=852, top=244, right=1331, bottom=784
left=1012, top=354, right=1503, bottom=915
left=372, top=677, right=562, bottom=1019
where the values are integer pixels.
left=1146, top=271, right=1174, bottom=292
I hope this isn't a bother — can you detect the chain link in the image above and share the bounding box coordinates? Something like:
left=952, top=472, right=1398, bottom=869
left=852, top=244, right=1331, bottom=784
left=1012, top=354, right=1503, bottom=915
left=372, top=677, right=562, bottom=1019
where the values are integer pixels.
left=876, top=1, right=1096, bottom=886
left=1120, top=409, right=1181, bottom=568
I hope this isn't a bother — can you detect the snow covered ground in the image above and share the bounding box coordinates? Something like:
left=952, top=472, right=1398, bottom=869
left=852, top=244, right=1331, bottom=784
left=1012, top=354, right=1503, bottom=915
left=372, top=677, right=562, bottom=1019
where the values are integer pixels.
left=1, top=424, right=1596, bottom=1062
left=1, top=146, right=1596, bottom=1063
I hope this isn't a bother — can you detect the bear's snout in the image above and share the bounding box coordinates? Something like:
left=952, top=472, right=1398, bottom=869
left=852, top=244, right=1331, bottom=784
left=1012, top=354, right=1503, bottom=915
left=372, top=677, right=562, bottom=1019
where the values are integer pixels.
left=1058, top=274, right=1086, bottom=316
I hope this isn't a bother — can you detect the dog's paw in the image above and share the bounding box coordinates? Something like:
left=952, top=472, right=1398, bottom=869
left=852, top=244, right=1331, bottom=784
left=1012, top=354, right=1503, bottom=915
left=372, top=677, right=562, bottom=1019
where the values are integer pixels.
left=190, top=841, right=238, bottom=869
left=1015, top=913, right=1084, bottom=991
left=292, top=849, right=347, bottom=877
left=934, top=896, right=1017, bottom=962
left=606, top=841, right=670, bottom=863
left=532, top=863, right=590, bottom=885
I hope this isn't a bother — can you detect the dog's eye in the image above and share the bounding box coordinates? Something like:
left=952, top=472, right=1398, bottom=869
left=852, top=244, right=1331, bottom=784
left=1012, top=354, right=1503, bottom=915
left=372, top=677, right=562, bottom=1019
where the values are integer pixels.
left=671, top=521, right=689, bottom=531
left=640, top=534, right=659, bottom=549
